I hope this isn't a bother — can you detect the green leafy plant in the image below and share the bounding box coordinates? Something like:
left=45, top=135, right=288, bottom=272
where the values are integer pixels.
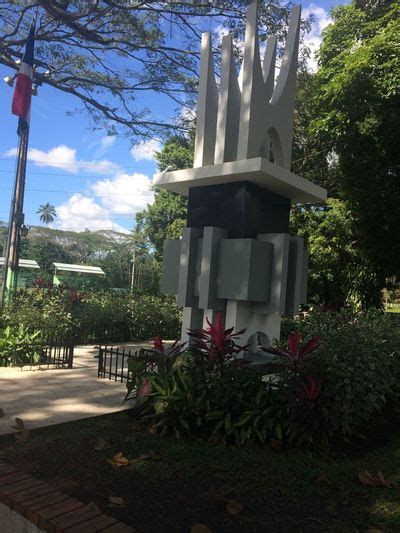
left=0, top=326, right=43, bottom=367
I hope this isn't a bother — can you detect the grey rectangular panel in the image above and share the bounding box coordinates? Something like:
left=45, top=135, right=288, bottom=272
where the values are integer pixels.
left=176, top=228, right=203, bottom=307
left=161, top=240, right=181, bottom=295
left=217, top=239, right=272, bottom=302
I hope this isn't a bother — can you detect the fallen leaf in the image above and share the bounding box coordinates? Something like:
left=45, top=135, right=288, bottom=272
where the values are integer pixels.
left=364, top=529, right=384, bottom=533
left=191, top=524, right=212, bottom=533
left=108, top=496, right=124, bottom=506
left=376, top=470, right=391, bottom=487
left=12, top=418, right=24, bottom=430
left=137, top=450, right=162, bottom=461
left=94, top=437, right=110, bottom=451
left=85, top=501, right=100, bottom=512
left=226, top=499, right=244, bottom=515
left=315, top=472, right=331, bottom=487
left=0, top=408, right=4, bottom=418
left=107, top=452, right=129, bottom=468
left=358, top=470, right=391, bottom=488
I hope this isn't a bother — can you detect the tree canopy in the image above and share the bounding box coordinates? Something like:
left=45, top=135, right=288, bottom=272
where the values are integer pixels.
left=311, top=0, right=400, bottom=293
left=1, top=0, right=306, bottom=139
left=136, top=136, right=191, bottom=260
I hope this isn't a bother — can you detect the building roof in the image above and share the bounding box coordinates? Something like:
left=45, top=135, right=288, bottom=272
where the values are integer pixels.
left=53, top=262, right=105, bottom=275
left=0, top=258, right=40, bottom=269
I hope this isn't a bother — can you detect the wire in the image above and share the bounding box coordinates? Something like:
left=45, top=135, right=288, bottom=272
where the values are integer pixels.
left=0, top=186, right=154, bottom=197
left=0, top=168, right=159, bottom=180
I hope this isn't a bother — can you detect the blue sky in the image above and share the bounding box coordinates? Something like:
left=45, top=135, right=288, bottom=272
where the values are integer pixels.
left=0, top=1, right=348, bottom=234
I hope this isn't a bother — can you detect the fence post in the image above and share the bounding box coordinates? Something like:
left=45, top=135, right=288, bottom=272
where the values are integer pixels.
left=98, top=347, right=104, bottom=377
left=68, top=343, right=74, bottom=369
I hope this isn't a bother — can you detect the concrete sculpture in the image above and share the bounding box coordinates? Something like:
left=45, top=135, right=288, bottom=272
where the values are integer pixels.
left=154, top=1, right=327, bottom=347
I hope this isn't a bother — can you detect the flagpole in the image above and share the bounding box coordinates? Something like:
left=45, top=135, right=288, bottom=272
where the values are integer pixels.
left=1, top=15, right=36, bottom=308
left=0, top=125, right=29, bottom=307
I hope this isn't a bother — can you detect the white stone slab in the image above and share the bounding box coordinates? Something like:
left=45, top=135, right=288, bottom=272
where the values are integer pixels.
left=154, top=157, right=327, bottom=203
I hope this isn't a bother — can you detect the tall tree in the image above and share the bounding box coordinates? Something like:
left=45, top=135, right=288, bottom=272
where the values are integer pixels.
left=37, top=202, right=57, bottom=225
left=136, top=136, right=192, bottom=260
left=311, top=0, right=400, bottom=303
left=0, top=1, right=307, bottom=139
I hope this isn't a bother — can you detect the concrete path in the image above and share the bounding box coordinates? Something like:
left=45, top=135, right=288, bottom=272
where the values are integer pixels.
left=0, top=343, right=150, bottom=436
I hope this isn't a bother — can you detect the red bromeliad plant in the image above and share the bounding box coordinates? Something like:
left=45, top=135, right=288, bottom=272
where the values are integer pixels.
left=141, top=336, right=187, bottom=369
left=262, top=332, right=320, bottom=373
left=299, top=373, right=323, bottom=409
left=188, top=312, right=246, bottom=373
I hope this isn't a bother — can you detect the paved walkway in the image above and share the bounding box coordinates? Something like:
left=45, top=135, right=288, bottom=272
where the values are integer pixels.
left=0, top=343, right=149, bottom=436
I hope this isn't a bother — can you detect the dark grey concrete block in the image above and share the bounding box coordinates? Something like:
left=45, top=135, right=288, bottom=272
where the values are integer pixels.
left=187, top=181, right=290, bottom=238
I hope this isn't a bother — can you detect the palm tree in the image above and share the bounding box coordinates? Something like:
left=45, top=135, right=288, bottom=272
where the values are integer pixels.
left=37, top=203, right=57, bottom=225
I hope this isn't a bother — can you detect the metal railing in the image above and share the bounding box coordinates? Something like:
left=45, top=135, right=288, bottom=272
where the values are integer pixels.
left=1, top=339, right=74, bottom=369
left=97, top=345, right=145, bottom=383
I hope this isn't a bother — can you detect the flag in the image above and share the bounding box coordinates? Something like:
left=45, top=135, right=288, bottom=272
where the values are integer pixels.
left=12, top=17, right=36, bottom=135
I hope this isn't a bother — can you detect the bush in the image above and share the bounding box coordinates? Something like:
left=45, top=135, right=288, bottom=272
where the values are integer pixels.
left=0, top=289, right=181, bottom=343
left=126, top=310, right=400, bottom=449
left=296, top=309, right=400, bottom=437
left=0, top=325, right=43, bottom=367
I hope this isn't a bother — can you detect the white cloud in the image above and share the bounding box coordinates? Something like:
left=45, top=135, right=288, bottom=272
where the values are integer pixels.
left=91, top=172, right=154, bottom=215
left=100, top=135, right=116, bottom=151
left=3, top=144, right=119, bottom=174
left=54, top=193, right=129, bottom=233
left=302, top=4, right=332, bottom=72
left=130, top=139, right=162, bottom=161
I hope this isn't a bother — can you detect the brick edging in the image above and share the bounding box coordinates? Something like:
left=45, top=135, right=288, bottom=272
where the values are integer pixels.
left=0, top=461, right=134, bottom=532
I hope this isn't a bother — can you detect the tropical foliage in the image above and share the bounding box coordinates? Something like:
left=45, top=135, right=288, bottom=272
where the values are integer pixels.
left=0, top=325, right=42, bottom=367
left=126, top=310, right=400, bottom=449
left=0, top=289, right=181, bottom=343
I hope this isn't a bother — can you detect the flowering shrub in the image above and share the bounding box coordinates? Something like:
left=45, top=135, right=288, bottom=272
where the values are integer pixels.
left=126, top=310, right=400, bottom=449
left=0, top=289, right=181, bottom=342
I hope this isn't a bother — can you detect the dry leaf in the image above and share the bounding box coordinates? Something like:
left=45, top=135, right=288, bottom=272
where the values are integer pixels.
left=0, top=408, right=4, bottom=418
left=108, top=496, right=124, bottom=506
left=85, top=501, right=100, bottom=512
left=137, top=450, right=162, bottom=461
left=94, top=437, right=110, bottom=451
left=315, top=472, right=331, bottom=487
left=191, top=524, right=212, bottom=533
left=107, top=452, right=129, bottom=468
left=358, top=470, right=391, bottom=488
left=226, top=499, right=244, bottom=515
left=12, top=418, right=25, bottom=430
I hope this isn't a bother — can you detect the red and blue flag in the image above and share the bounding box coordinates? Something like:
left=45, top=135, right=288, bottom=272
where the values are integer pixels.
left=12, top=18, right=36, bottom=135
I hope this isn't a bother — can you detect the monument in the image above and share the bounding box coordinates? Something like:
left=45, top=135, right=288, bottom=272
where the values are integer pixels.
left=153, top=1, right=327, bottom=349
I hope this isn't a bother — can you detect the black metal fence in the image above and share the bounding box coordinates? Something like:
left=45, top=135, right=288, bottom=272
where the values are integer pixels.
left=1, top=339, right=74, bottom=370
left=97, top=345, right=143, bottom=383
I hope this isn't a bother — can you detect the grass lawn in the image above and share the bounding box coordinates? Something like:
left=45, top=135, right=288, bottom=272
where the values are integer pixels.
left=1, top=410, right=400, bottom=532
